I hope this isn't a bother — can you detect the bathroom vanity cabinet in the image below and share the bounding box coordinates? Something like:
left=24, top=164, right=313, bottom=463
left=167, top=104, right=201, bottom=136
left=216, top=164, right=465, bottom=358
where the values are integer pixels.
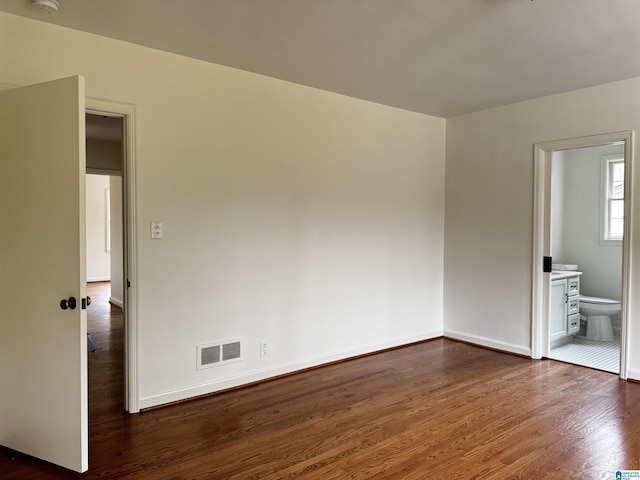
left=550, top=273, right=581, bottom=342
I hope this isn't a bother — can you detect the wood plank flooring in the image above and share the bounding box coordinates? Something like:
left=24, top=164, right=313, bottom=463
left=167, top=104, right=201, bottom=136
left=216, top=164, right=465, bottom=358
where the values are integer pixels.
left=2, top=282, right=640, bottom=478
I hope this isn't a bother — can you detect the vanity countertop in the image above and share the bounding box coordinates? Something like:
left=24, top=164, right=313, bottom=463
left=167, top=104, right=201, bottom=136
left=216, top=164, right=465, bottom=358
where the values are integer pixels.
left=551, top=270, right=583, bottom=280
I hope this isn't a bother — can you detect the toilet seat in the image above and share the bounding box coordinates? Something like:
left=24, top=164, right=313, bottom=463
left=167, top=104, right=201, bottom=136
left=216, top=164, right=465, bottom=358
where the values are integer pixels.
left=579, top=294, right=619, bottom=305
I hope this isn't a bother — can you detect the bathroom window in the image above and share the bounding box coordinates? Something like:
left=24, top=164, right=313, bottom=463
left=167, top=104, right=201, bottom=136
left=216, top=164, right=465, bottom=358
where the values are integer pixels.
left=601, top=154, right=624, bottom=244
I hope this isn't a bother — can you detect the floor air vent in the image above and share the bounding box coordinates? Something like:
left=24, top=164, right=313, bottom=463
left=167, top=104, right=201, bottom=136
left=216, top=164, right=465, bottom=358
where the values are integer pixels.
left=197, top=338, right=243, bottom=370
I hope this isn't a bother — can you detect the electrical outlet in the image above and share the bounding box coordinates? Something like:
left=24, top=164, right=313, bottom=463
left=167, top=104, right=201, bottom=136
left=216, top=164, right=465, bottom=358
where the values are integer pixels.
left=260, top=341, right=269, bottom=358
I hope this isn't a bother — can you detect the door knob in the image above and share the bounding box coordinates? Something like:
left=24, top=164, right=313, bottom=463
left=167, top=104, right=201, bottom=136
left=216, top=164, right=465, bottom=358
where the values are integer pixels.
left=60, top=296, right=77, bottom=310
left=86, top=296, right=91, bottom=306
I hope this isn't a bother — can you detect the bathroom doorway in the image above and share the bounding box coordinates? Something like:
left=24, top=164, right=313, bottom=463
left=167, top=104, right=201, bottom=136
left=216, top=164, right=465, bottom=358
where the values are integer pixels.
left=547, top=143, right=624, bottom=373
left=531, top=132, right=632, bottom=379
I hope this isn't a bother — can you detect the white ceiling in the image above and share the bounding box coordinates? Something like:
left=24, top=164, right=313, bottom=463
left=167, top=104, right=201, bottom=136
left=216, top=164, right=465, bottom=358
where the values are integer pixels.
left=2, top=0, right=639, bottom=118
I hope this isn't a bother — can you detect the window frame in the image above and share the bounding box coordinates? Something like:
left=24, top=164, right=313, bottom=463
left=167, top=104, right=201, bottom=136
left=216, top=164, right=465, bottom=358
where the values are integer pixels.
left=600, top=154, right=625, bottom=245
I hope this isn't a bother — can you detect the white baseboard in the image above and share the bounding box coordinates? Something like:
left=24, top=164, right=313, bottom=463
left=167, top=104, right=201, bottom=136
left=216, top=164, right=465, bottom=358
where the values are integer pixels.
left=88, top=276, right=110, bottom=283
left=109, top=296, right=123, bottom=309
left=138, top=330, right=443, bottom=410
left=443, top=329, right=532, bottom=357
left=627, top=367, right=640, bottom=382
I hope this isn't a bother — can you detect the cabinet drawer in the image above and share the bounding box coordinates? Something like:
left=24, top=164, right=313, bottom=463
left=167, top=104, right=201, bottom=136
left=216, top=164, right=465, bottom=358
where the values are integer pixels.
left=568, top=296, right=580, bottom=315
left=567, top=277, right=580, bottom=296
left=568, top=313, right=580, bottom=334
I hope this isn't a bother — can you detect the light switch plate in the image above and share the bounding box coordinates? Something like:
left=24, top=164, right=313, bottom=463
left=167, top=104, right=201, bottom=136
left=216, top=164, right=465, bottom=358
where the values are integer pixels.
left=151, top=221, right=163, bottom=239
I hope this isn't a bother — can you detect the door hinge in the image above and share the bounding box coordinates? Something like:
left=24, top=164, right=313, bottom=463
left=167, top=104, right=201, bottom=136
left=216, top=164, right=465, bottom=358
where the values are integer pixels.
left=543, top=256, right=552, bottom=273
left=127, top=279, right=131, bottom=288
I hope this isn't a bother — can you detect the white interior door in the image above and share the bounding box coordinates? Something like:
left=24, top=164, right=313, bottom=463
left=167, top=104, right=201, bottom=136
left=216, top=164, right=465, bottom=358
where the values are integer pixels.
left=0, top=77, right=88, bottom=472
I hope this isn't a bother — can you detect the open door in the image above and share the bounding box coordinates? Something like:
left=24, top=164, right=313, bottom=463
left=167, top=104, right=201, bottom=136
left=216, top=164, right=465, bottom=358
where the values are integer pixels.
left=0, top=77, right=88, bottom=472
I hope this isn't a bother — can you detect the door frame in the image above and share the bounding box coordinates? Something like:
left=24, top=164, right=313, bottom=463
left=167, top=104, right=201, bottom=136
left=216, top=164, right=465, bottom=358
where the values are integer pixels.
left=86, top=98, right=139, bottom=413
left=531, top=131, right=633, bottom=380
left=2, top=81, right=140, bottom=411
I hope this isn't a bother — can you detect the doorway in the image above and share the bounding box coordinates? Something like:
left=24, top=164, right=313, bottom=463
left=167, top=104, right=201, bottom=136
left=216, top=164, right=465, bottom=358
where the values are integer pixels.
left=85, top=114, right=125, bottom=415
left=546, top=144, right=624, bottom=373
left=0, top=78, right=138, bottom=472
left=85, top=102, right=138, bottom=413
left=531, top=131, right=633, bottom=379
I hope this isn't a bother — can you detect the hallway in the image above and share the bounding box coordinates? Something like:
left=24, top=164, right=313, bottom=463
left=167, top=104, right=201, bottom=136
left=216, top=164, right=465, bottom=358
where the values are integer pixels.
left=86, top=281, right=124, bottom=419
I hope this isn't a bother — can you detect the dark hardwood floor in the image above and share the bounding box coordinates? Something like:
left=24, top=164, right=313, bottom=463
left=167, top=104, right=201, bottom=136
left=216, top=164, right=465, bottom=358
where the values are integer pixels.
left=2, top=282, right=640, bottom=479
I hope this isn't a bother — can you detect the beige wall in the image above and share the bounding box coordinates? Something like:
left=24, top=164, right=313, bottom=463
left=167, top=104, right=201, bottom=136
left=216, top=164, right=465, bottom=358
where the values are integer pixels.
left=86, top=139, right=122, bottom=174
left=0, top=12, right=446, bottom=407
left=85, top=174, right=110, bottom=281
left=109, top=176, right=124, bottom=308
left=556, top=144, right=624, bottom=303
left=444, top=78, right=640, bottom=379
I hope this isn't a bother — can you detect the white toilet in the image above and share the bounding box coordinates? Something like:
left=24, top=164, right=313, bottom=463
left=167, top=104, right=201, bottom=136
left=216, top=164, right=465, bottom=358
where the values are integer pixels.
left=579, top=295, right=620, bottom=341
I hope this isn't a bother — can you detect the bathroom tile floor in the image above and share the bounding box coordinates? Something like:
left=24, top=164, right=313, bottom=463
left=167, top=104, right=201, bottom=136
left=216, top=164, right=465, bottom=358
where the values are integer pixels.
left=549, top=334, right=620, bottom=374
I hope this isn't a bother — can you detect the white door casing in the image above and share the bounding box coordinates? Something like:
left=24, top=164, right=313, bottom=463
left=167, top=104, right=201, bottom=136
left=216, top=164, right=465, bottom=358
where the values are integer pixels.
left=531, top=131, right=633, bottom=380
left=85, top=98, right=138, bottom=414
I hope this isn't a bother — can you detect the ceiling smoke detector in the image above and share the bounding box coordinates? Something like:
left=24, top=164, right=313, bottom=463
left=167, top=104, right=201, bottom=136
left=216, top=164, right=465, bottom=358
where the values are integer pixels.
left=32, top=0, right=59, bottom=14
